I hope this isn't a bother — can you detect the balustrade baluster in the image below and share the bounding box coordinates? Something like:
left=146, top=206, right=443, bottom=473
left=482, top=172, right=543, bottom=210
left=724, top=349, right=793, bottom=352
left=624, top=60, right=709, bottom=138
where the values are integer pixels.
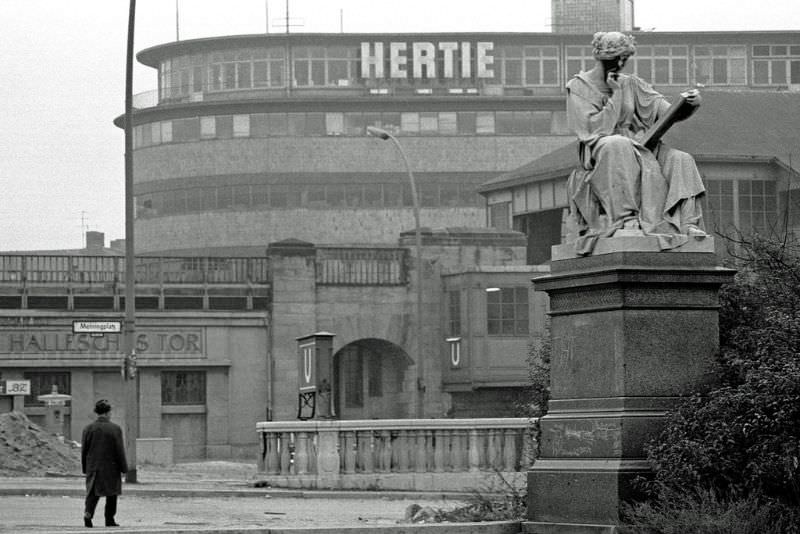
left=379, top=430, right=392, bottom=472
left=397, top=430, right=410, bottom=472
left=279, top=432, right=291, bottom=475
left=414, top=431, right=427, bottom=473
left=358, top=431, right=374, bottom=473
left=257, top=432, right=267, bottom=472
left=307, top=433, right=318, bottom=474
left=343, top=431, right=357, bottom=474
left=266, top=433, right=280, bottom=475
left=295, top=432, right=310, bottom=475
left=468, top=429, right=480, bottom=472
left=485, top=428, right=501, bottom=469
left=433, top=430, right=445, bottom=473
left=503, top=428, right=518, bottom=471
left=452, top=430, right=466, bottom=472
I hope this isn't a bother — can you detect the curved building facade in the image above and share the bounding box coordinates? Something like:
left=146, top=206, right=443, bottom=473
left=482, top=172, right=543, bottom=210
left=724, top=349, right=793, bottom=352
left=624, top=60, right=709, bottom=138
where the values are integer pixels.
left=123, top=30, right=800, bottom=254
left=123, top=32, right=586, bottom=253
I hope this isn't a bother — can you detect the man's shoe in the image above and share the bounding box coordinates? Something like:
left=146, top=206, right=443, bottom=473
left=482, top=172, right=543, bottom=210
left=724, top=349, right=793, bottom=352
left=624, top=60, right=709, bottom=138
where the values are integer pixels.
left=105, top=521, right=120, bottom=527
left=83, top=517, right=93, bottom=528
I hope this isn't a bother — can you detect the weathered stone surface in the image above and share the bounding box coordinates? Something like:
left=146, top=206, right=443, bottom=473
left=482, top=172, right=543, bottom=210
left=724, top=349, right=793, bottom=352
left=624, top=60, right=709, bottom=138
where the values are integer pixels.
left=527, top=248, right=735, bottom=528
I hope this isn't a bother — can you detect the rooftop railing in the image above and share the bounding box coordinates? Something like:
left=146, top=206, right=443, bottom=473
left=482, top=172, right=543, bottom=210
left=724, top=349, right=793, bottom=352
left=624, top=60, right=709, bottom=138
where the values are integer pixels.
left=315, top=247, right=407, bottom=286
left=0, top=255, right=270, bottom=285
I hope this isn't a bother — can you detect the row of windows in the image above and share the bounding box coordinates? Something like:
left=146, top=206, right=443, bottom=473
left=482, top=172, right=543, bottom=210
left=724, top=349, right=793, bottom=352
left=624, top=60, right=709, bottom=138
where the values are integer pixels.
left=160, top=43, right=800, bottom=98
left=22, top=371, right=206, bottom=406
left=135, top=181, right=483, bottom=219
left=446, top=287, right=530, bottom=338
left=134, top=109, right=569, bottom=148
left=705, top=179, right=779, bottom=234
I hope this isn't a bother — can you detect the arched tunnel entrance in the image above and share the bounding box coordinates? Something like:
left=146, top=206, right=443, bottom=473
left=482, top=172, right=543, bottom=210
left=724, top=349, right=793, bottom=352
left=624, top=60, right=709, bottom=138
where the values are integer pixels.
left=333, top=338, right=412, bottom=420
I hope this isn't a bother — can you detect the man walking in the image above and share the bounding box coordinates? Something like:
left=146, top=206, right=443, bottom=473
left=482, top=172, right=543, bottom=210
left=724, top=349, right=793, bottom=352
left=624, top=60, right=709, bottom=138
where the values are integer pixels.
left=81, top=399, right=127, bottom=528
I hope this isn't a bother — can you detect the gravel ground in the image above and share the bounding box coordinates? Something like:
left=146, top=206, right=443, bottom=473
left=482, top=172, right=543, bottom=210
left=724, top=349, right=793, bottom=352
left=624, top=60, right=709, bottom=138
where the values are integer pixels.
left=0, top=493, right=460, bottom=532
left=0, top=461, right=469, bottom=533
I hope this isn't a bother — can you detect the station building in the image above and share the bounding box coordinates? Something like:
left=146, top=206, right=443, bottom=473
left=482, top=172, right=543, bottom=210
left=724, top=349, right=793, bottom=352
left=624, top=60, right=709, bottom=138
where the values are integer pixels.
left=2, top=1, right=799, bottom=459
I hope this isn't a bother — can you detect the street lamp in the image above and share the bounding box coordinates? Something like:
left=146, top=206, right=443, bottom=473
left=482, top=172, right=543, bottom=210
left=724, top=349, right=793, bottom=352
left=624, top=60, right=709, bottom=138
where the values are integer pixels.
left=366, top=126, right=424, bottom=418
left=123, top=0, right=139, bottom=483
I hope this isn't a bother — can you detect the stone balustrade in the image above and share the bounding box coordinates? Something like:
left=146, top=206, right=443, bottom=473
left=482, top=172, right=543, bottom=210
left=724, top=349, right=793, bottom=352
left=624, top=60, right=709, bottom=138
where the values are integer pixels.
left=256, top=418, right=536, bottom=491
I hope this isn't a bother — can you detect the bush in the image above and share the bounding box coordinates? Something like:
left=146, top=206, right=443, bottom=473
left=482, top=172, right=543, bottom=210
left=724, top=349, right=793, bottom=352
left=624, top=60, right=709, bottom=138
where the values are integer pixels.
left=436, top=470, right=527, bottom=522
left=628, top=235, right=800, bottom=533
left=621, top=486, right=800, bottom=534
left=642, top=236, right=800, bottom=506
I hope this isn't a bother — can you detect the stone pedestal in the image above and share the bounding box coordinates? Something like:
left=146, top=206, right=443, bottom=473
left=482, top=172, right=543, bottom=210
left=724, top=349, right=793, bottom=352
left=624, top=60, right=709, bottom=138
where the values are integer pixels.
left=526, top=237, right=735, bottom=533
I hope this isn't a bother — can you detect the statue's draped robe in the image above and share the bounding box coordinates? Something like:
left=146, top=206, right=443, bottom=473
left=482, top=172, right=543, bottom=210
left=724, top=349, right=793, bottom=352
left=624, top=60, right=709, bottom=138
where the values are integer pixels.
left=565, top=72, right=705, bottom=253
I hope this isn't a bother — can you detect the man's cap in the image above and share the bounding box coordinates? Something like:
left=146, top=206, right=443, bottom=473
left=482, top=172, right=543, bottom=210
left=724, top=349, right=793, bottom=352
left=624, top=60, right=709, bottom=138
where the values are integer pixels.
left=94, top=399, right=111, bottom=414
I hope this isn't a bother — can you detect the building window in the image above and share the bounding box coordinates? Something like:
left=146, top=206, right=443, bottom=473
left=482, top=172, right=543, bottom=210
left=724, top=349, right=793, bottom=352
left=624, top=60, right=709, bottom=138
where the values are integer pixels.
left=447, top=290, right=461, bottom=337
left=706, top=179, right=778, bottom=238
left=24, top=371, right=70, bottom=407
left=162, top=371, right=206, bottom=405
left=738, top=179, right=778, bottom=234
left=524, top=46, right=559, bottom=86
left=233, top=114, right=250, bottom=137
left=694, top=45, right=747, bottom=85
left=489, top=201, right=511, bottom=230
left=487, top=287, right=529, bottom=336
left=753, top=45, right=800, bottom=85
left=293, top=45, right=359, bottom=87
left=565, top=46, right=594, bottom=81
left=705, top=179, right=736, bottom=235
left=633, top=45, right=689, bottom=85
left=496, top=111, right=534, bottom=134
left=200, top=116, right=216, bottom=139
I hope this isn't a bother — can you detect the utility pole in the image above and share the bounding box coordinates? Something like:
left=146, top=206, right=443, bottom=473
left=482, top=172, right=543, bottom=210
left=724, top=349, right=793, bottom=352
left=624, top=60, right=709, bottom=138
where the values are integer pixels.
left=123, top=0, right=139, bottom=484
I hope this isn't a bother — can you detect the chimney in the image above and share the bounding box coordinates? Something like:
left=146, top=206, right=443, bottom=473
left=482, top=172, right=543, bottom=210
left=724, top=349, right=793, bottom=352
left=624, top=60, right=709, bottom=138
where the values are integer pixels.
left=109, top=239, right=126, bottom=253
left=85, top=231, right=105, bottom=252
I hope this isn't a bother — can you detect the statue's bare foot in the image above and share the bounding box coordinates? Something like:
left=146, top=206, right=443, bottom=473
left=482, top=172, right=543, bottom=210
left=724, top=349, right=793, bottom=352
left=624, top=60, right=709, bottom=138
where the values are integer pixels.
left=685, top=225, right=708, bottom=239
left=623, top=219, right=641, bottom=230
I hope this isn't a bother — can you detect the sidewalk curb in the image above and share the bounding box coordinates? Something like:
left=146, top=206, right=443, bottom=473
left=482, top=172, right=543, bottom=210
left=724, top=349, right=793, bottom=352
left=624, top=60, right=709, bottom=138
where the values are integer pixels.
left=23, top=521, right=522, bottom=534
left=0, top=485, right=473, bottom=501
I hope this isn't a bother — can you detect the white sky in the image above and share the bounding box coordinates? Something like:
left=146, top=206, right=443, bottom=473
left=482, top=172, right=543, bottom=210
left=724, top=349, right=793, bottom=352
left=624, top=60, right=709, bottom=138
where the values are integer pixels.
left=1, top=0, right=799, bottom=251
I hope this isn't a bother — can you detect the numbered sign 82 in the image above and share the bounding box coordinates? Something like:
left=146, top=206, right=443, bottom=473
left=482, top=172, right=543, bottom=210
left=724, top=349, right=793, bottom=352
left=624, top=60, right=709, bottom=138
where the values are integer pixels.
left=0, top=380, right=31, bottom=396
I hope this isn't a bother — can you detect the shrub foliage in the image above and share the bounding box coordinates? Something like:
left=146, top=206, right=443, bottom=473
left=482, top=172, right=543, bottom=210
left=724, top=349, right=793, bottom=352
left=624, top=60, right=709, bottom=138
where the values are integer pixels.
left=642, top=236, right=800, bottom=507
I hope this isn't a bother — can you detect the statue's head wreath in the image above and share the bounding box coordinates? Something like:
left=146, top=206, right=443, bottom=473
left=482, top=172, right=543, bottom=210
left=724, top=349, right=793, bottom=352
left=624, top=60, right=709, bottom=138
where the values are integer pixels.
left=592, top=32, right=637, bottom=60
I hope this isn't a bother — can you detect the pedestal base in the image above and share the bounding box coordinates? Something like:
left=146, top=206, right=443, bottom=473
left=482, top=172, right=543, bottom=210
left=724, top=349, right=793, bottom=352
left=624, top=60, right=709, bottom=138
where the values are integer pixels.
left=527, top=239, right=734, bottom=528
left=524, top=521, right=618, bottom=534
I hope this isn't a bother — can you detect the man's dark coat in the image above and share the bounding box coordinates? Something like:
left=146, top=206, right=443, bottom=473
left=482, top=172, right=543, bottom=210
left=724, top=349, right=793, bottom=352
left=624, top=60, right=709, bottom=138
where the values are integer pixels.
left=81, top=415, right=127, bottom=496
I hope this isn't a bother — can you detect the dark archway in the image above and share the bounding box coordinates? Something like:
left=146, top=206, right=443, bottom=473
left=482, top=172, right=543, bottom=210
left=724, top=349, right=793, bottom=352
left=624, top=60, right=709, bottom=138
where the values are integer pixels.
left=333, top=338, right=412, bottom=420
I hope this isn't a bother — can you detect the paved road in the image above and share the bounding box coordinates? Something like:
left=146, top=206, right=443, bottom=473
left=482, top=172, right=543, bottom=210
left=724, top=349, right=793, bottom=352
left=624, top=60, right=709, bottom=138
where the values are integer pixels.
left=0, top=493, right=458, bottom=533
left=0, top=463, right=521, bottom=534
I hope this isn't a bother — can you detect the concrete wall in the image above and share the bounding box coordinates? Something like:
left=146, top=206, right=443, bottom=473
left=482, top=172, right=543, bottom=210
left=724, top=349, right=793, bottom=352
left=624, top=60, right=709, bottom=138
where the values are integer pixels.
left=0, top=311, right=268, bottom=459
left=135, top=207, right=484, bottom=253
left=133, top=136, right=567, bottom=183
left=131, top=135, right=570, bottom=253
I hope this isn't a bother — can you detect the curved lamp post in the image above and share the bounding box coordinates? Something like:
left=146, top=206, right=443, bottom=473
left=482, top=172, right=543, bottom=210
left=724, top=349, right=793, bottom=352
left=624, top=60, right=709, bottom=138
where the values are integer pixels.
left=123, top=0, right=139, bottom=482
left=366, top=126, right=424, bottom=418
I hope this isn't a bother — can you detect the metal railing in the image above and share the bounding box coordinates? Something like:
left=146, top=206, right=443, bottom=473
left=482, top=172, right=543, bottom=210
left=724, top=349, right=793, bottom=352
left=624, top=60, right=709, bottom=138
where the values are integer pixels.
left=0, top=255, right=270, bottom=285
left=315, top=247, right=407, bottom=286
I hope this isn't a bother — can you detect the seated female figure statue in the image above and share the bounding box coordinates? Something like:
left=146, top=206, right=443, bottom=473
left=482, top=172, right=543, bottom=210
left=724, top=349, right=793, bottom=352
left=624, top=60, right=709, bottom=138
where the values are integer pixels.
left=566, top=31, right=707, bottom=254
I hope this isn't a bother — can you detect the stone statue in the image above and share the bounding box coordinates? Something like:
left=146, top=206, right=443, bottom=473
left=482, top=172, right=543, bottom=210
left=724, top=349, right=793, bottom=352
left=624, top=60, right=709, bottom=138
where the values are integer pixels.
left=566, top=31, right=708, bottom=255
